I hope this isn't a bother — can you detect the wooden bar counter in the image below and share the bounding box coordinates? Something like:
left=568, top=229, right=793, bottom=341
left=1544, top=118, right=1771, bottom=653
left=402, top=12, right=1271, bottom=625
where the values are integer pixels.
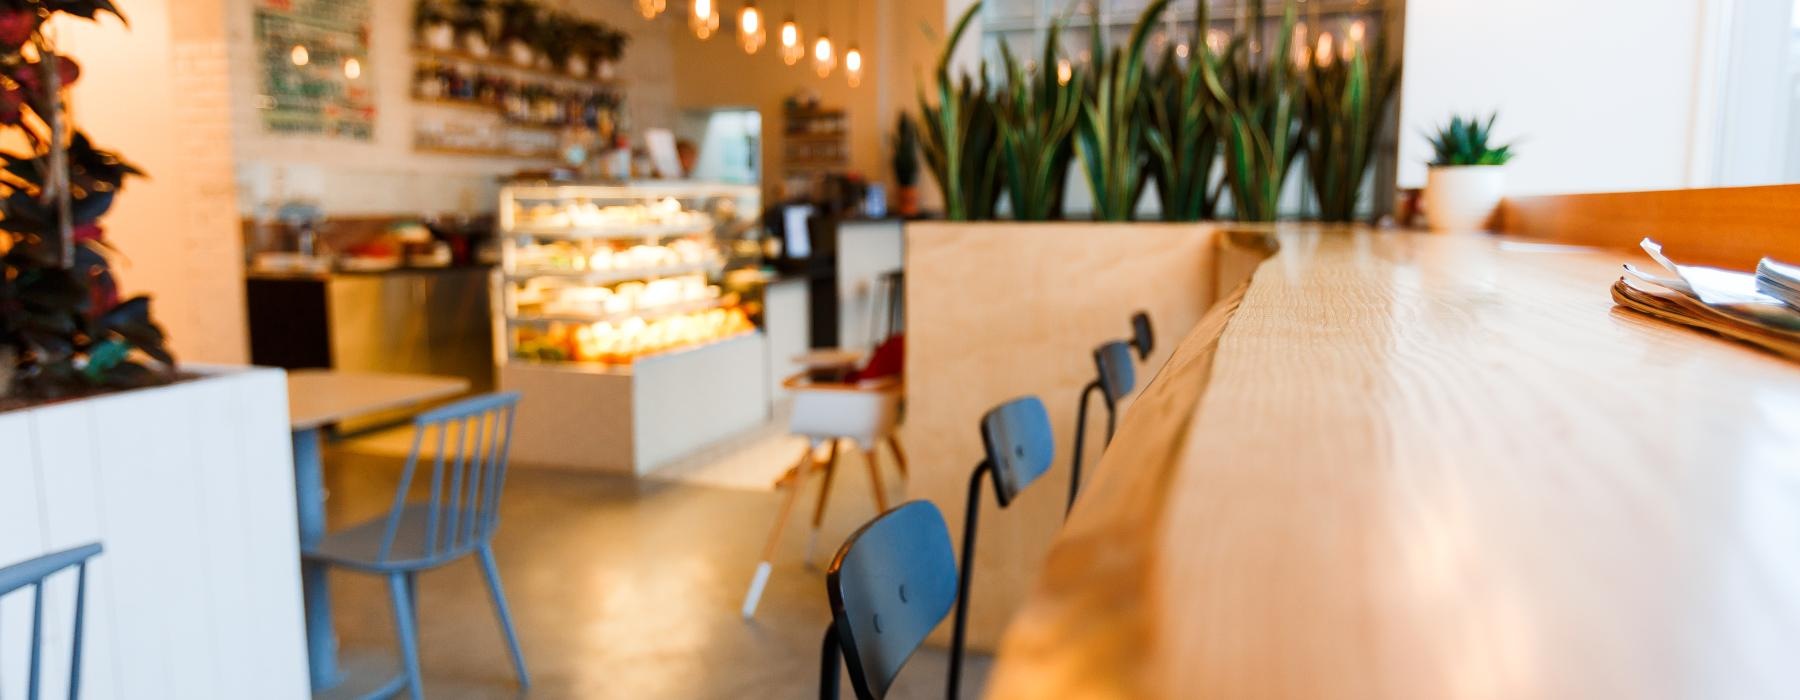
left=984, top=225, right=1800, bottom=698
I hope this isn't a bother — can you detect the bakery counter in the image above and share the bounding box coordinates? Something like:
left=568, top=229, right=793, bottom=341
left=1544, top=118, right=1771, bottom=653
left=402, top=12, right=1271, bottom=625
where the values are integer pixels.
left=978, top=225, right=1800, bottom=698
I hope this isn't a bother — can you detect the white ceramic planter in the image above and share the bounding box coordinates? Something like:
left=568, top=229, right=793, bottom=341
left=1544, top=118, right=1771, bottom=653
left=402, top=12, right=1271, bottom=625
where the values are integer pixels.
left=421, top=22, right=455, bottom=51
left=1424, top=165, right=1506, bottom=233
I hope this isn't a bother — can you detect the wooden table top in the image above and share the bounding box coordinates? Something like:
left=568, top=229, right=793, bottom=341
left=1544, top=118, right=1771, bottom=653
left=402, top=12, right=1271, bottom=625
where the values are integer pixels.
left=286, top=369, right=469, bottom=430
left=986, top=226, right=1800, bottom=699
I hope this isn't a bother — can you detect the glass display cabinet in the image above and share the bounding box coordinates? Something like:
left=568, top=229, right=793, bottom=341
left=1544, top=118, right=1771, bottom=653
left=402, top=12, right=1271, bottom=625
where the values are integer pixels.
left=495, top=182, right=772, bottom=474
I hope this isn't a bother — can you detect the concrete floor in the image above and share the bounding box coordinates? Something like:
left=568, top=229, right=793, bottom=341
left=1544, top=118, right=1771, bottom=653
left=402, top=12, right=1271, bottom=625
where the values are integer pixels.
left=315, top=447, right=989, bottom=699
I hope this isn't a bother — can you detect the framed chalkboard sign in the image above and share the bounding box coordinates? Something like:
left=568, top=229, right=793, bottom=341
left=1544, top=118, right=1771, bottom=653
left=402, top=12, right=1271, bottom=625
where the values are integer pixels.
left=254, top=0, right=375, bottom=140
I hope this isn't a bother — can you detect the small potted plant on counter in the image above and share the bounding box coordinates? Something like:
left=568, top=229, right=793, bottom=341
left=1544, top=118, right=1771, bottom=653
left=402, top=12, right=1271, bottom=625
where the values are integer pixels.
left=891, top=114, right=922, bottom=218
left=1423, top=112, right=1515, bottom=233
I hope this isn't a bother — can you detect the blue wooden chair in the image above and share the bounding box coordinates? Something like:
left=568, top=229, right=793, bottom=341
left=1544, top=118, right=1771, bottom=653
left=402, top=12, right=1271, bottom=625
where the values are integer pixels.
left=1067, top=341, right=1137, bottom=513
left=820, top=501, right=957, bottom=700
left=945, top=396, right=1056, bottom=698
left=0, top=542, right=102, bottom=700
left=302, top=392, right=528, bottom=700
left=1131, top=310, right=1155, bottom=360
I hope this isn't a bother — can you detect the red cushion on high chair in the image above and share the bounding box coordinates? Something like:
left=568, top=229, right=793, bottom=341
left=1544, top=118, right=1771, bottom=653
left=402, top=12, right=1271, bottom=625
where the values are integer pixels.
left=850, top=334, right=905, bottom=382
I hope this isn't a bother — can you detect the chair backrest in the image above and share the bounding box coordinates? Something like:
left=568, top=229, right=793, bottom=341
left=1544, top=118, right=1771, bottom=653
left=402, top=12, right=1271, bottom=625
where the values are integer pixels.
left=825, top=501, right=957, bottom=700
left=1094, top=341, right=1137, bottom=405
left=380, top=392, right=521, bottom=564
left=0, top=542, right=102, bottom=700
left=1131, top=311, right=1154, bottom=360
left=981, top=396, right=1056, bottom=508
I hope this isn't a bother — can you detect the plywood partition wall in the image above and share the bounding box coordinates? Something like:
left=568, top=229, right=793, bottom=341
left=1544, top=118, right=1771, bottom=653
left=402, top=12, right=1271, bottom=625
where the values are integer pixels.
left=1498, top=184, right=1800, bottom=270
left=901, top=221, right=1235, bottom=650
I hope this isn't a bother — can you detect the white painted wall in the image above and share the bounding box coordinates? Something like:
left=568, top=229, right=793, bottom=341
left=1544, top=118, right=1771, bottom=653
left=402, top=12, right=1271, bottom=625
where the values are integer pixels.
left=1398, top=0, right=1712, bottom=196
left=0, top=369, right=306, bottom=700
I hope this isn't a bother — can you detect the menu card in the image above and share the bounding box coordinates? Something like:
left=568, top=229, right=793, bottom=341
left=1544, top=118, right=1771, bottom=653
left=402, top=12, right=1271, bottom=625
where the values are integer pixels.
left=1611, top=239, right=1800, bottom=359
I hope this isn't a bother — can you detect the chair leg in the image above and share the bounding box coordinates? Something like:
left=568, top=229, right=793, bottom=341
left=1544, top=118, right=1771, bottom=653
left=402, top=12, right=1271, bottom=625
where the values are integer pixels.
left=404, top=571, right=419, bottom=624
left=742, top=443, right=816, bottom=618
left=864, top=448, right=889, bottom=513
left=806, top=440, right=842, bottom=567
left=477, top=544, right=531, bottom=688
left=387, top=573, right=425, bottom=700
left=885, top=435, right=908, bottom=479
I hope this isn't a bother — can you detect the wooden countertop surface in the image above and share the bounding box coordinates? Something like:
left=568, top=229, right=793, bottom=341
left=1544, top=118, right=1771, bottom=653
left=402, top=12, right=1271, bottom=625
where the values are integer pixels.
left=985, top=226, right=1800, bottom=699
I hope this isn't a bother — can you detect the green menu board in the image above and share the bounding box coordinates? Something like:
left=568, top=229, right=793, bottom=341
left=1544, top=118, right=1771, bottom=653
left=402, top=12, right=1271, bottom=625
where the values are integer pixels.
left=254, top=0, right=374, bottom=140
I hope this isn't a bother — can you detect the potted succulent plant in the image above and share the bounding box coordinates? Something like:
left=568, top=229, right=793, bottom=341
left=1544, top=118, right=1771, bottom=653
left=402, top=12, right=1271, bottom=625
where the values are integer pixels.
left=1422, top=112, right=1515, bottom=233
left=891, top=114, right=922, bottom=218
left=415, top=0, right=457, bottom=51
left=498, top=0, right=540, bottom=67
left=453, top=0, right=491, bottom=57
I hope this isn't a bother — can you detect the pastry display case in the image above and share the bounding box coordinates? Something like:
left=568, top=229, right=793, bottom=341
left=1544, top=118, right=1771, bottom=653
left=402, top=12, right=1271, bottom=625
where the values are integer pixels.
left=495, top=182, right=773, bottom=475
left=497, top=182, right=762, bottom=364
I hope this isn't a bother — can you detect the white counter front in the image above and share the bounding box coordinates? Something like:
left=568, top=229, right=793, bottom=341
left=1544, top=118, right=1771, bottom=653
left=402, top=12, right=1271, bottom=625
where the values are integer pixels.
left=0, top=367, right=308, bottom=699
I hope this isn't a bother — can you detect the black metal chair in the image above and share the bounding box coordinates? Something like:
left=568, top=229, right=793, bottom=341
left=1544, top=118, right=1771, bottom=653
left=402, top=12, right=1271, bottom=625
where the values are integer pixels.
left=820, top=500, right=958, bottom=700
left=1131, top=310, right=1155, bottom=360
left=946, top=396, right=1056, bottom=698
left=1067, top=341, right=1137, bottom=513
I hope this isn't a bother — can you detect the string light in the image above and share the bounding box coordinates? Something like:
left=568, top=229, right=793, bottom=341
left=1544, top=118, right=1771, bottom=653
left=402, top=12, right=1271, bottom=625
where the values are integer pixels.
left=691, top=0, right=719, bottom=39
left=779, top=15, right=803, bottom=65
left=289, top=44, right=309, bottom=66
left=813, top=34, right=834, bottom=77
left=1056, top=58, right=1072, bottom=85
left=1315, top=32, right=1335, bottom=67
left=343, top=57, right=361, bottom=79
left=843, top=0, right=862, bottom=87
left=738, top=0, right=765, bottom=54
left=637, top=0, right=665, bottom=19
left=812, top=0, right=833, bottom=77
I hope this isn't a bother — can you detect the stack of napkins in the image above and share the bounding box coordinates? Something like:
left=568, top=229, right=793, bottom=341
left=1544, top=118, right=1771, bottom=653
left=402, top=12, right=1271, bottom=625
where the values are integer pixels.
left=1611, top=239, right=1800, bottom=359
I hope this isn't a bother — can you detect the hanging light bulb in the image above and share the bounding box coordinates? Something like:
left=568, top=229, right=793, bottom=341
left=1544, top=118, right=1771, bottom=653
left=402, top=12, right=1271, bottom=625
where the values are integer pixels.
left=779, top=15, right=803, bottom=65
left=691, top=0, right=720, bottom=39
left=844, top=44, right=862, bottom=87
left=738, top=1, right=766, bottom=54
left=813, top=33, right=835, bottom=77
left=637, top=0, right=666, bottom=19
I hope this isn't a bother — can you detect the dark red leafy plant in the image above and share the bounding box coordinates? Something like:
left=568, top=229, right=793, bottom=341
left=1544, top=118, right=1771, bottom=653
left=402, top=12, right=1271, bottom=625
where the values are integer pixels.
left=0, top=0, right=175, bottom=401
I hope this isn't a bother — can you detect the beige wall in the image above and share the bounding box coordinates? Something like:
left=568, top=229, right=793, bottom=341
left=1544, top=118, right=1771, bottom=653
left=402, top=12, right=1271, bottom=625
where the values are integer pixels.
left=672, top=0, right=944, bottom=204
left=58, top=0, right=250, bottom=364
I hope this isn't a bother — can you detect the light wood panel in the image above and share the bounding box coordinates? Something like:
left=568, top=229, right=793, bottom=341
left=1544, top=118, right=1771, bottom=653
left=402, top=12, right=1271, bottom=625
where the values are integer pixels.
left=1498, top=183, right=1800, bottom=269
left=901, top=221, right=1237, bottom=651
left=988, top=226, right=1800, bottom=698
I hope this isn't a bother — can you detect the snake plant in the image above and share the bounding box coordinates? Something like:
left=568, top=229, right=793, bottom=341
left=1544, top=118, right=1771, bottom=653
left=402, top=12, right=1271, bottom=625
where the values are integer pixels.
left=994, top=22, right=1083, bottom=221
left=1300, top=26, right=1401, bottom=222
left=1074, top=0, right=1170, bottom=221
left=918, top=2, right=1001, bottom=221
left=1145, top=0, right=1223, bottom=221
left=1425, top=112, right=1514, bottom=166
left=1199, top=0, right=1303, bottom=222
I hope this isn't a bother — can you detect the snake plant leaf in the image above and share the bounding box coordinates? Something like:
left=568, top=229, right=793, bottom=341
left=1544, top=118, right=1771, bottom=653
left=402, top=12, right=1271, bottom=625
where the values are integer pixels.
left=1073, top=0, right=1171, bottom=221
